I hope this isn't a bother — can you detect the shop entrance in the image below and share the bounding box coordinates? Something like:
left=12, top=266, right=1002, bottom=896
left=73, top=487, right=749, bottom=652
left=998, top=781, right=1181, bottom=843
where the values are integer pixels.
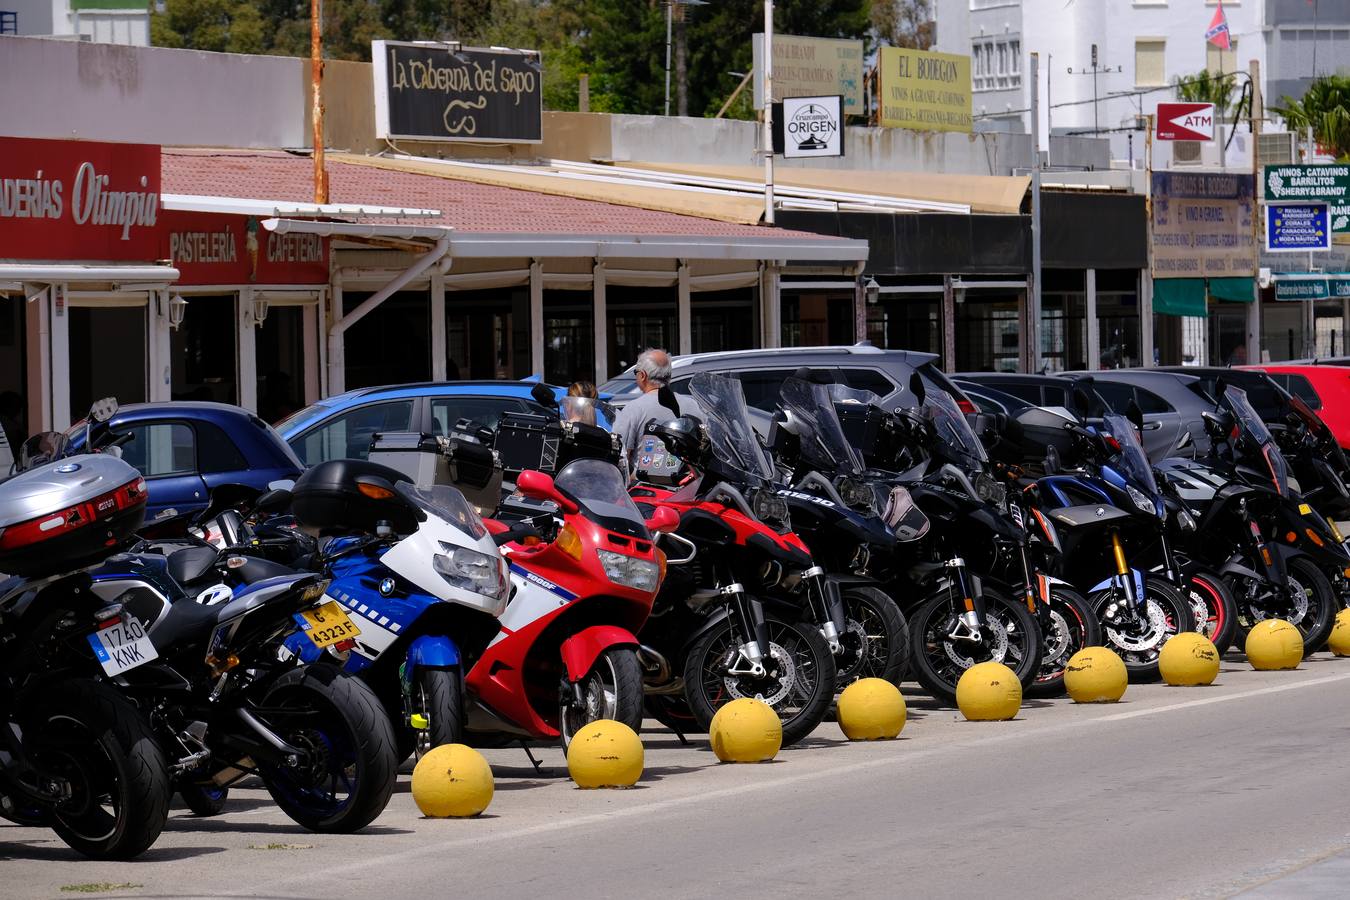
left=68, top=298, right=148, bottom=418
left=1041, top=270, right=1088, bottom=372
left=691, top=287, right=757, bottom=354
left=782, top=289, right=854, bottom=347
left=1260, top=301, right=1303, bottom=363
left=343, top=290, right=431, bottom=390
left=447, top=288, right=530, bottom=381
left=257, top=299, right=318, bottom=424
left=955, top=292, right=1021, bottom=373
left=1314, top=299, right=1346, bottom=358
left=544, top=290, right=594, bottom=386
left=866, top=292, right=941, bottom=357
left=608, top=285, right=676, bottom=379
left=171, top=294, right=238, bottom=404
left=0, top=292, right=26, bottom=448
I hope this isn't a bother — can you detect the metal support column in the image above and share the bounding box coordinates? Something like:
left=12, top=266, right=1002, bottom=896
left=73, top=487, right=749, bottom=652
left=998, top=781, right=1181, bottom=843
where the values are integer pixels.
left=593, top=260, right=608, bottom=385
left=238, top=287, right=258, bottom=413
left=1086, top=268, right=1100, bottom=369
left=430, top=271, right=447, bottom=381
left=942, top=275, right=957, bottom=372
left=529, top=260, right=544, bottom=377
left=677, top=260, right=692, bottom=355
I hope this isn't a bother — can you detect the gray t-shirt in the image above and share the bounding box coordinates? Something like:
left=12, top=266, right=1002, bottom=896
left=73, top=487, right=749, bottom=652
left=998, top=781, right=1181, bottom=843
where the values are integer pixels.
left=613, top=388, right=700, bottom=462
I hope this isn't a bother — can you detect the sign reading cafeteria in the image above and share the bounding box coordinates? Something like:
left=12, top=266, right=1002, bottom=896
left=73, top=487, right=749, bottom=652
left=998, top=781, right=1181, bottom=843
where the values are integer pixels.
left=1151, top=171, right=1256, bottom=278
left=0, top=136, right=161, bottom=261
left=877, top=47, right=972, bottom=134
left=372, top=41, right=543, bottom=144
left=161, top=210, right=329, bottom=285
left=753, top=34, right=864, bottom=115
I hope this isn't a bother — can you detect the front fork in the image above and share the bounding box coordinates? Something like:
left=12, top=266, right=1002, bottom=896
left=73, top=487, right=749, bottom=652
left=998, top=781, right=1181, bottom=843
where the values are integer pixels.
left=722, top=583, right=773, bottom=678
left=1017, top=543, right=1053, bottom=633
left=803, top=566, right=845, bottom=655
left=948, top=558, right=988, bottom=641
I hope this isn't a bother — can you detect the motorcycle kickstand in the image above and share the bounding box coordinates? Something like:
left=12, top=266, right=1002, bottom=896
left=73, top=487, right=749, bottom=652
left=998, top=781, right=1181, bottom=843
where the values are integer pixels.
left=518, top=741, right=546, bottom=775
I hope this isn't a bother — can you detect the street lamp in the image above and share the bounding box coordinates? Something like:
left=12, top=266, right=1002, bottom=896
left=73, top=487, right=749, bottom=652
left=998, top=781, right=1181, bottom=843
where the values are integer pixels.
left=665, top=0, right=708, bottom=117
left=865, top=277, right=881, bottom=305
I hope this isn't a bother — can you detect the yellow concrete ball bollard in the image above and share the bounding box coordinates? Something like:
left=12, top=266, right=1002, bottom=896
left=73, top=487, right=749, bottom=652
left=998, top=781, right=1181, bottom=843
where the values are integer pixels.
left=955, top=661, right=1022, bottom=721
left=411, top=743, right=494, bottom=818
left=709, top=698, right=782, bottom=763
left=1329, top=609, right=1350, bottom=657
left=1063, top=646, right=1128, bottom=702
left=1245, top=619, right=1304, bottom=670
left=566, top=720, right=644, bottom=788
left=1158, top=632, right=1221, bottom=686
left=837, top=678, right=907, bottom=740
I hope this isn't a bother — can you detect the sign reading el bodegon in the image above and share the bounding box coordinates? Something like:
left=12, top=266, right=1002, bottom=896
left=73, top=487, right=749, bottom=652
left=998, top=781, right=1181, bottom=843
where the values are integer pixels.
left=1, top=137, right=161, bottom=261
left=372, top=41, right=543, bottom=144
left=877, top=47, right=972, bottom=134
left=160, top=211, right=329, bottom=286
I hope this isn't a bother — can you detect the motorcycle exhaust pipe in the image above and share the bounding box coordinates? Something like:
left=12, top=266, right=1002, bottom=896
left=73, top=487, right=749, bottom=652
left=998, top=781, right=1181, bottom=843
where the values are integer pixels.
left=637, top=644, right=671, bottom=685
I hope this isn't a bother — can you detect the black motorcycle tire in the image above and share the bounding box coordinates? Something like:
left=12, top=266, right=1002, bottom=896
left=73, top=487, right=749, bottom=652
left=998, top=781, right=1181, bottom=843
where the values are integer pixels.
left=561, top=647, right=645, bottom=746
left=909, top=586, right=1043, bottom=707
left=837, top=585, right=911, bottom=688
left=1094, top=577, right=1194, bottom=680
left=258, top=666, right=397, bottom=834
left=24, top=679, right=171, bottom=860
left=1187, top=569, right=1239, bottom=656
left=1027, top=587, right=1101, bottom=698
left=683, top=610, right=837, bottom=747
left=412, top=667, right=465, bottom=754
left=178, top=782, right=229, bottom=817
left=1234, top=556, right=1337, bottom=654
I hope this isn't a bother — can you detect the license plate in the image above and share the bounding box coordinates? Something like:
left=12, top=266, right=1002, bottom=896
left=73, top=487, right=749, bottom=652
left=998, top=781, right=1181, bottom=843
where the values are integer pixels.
left=87, top=616, right=159, bottom=677
left=293, top=600, right=360, bottom=649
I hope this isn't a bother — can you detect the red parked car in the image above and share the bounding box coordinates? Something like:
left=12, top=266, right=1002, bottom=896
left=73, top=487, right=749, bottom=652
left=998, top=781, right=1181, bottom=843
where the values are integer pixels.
left=1240, top=364, right=1350, bottom=449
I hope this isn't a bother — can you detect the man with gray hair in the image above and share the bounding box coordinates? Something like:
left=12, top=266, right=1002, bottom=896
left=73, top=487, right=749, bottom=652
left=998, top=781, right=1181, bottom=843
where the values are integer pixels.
left=612, top=347, right=697, bottom=462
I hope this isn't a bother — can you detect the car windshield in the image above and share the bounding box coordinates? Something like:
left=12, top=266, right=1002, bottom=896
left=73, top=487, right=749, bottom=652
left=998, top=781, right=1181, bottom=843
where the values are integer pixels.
left=778, top=377, right=865, bottom=476
left=689, top=372, right=776, bottom=484
left=394, top=482, right=487, bottom=540
left=922, top=384, right=988, bottom=469
left=1225, top=386, right=1290, bottom=496
left=1104, top=414, right=1158, bottom=494
left=554, top=457, right=645, bottom=527
left=598, top=374, right=642, bottom=400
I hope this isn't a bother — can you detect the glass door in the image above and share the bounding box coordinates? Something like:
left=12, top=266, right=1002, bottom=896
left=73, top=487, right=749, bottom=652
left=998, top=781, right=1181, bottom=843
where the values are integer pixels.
left=171, top=294, right=238, bottom=404
left=447, top=288, right=530, bottom=380
left=69, top=301, right=148, bottom=417
left=0, top=292, right=26, bottom=448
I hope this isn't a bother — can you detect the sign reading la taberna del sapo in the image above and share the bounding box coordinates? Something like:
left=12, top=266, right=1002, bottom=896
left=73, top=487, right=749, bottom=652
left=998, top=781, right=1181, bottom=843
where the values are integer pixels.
left=372, top=40, right=543, bottom=143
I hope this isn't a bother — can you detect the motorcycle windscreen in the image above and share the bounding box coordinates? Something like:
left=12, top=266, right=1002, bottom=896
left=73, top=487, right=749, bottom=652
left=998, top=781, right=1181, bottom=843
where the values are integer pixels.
left=921, top=384, right=989, bottom=472
left=559, top=395, right=617, bottom=429
left=688, top=372, right=777, bottom=485
left=779, top=377, right=866, bottom=475
left=395, top=481, right=488, bottom=539
left=555, top=457, right=649, bottom=538
left=1103, top=414, right=1160, bottom=495
left=1225, top=386, right=1290, bottom=496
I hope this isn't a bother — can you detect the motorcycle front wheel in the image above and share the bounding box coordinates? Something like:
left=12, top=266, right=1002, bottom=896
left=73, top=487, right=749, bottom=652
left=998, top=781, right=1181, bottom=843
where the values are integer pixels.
left=22, top=679, right=170, bottom=860
left=257, top=666, right=397, bottom=833
left=835, top=585, right=911, bottom=688
left=560, top=647, right=645, bottom=746
left=684, top=610, right=837, bottom=747
left=1235, top=556, right=1337, bottom=654
left=1027, top=586, right=1101, bottom=698
left=909, top=586, right=1042, bottom=707
left=1094, top=577, right=1194, bottom=679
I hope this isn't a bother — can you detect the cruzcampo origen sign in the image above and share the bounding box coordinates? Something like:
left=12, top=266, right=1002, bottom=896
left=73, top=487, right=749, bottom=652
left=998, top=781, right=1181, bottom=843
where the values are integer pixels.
left=1264, top=164, right=1350, bottom=235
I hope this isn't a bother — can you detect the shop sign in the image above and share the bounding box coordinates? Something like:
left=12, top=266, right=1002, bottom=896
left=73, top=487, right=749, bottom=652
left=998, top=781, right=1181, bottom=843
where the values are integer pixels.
left=1263, top=164, right=1350, bottom=235
left=1265, top=203, right=1331, bottom=252
left=161, top=211, right=328, bottom=285
left=753, top=34, right=864, bottom=115
left=877, top=47, right=972, bottom=134
left=1155, top=103, right=1214, bottom=141
left=0, top=137, right=161, bottom=262
left=1151, top=171, right=1256, bottom=278
left=774, top=96, right=844, bottom=159
left=372, top=41, right=543, bottom=144
left=1274, top=275, right=1350, bottom=301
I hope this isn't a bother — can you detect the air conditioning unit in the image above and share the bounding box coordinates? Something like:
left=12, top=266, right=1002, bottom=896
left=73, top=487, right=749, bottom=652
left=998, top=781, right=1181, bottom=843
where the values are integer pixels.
left=1258, top=132, right=1296, bottom=166
left=1172, top=141, right=1203, bottom=165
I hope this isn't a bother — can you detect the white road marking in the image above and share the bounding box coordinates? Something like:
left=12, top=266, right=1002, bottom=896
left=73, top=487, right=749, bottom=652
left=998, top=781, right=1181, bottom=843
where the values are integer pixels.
left=258, top=669, right=1350, bottom=892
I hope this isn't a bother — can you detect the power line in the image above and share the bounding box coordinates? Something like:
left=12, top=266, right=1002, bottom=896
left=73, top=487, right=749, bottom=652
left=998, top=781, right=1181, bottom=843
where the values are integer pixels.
left=974, top=69, right=1251, bottom=121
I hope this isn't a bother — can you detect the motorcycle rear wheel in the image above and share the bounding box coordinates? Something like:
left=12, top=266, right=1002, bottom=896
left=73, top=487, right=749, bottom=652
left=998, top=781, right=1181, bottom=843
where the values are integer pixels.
left=258, top=667, right=397, bottom=834
left=1187, top=569, right=1239, bottom=655
left=684, top=611, right=837, bottom=747
left=1234, top=556, right=1337, bottom=654
left=1027, top=587, right=1100, bottom=698
left=909, top=586, right=1042, bottom=707
left=836, top=585, right=911, bottom=688
left=560, top=647, right=645, bottom=746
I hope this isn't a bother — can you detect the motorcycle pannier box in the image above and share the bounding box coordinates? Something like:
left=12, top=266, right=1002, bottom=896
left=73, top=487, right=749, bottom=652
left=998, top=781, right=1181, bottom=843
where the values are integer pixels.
left=0, top=454, right=148, bottom=577
left=290, top=458, right=420, bottom=534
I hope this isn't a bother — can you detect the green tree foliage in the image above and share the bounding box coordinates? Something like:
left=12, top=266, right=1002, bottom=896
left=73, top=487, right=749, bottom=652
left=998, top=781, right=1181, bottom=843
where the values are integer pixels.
left=872, top=0, right=933, bottom=51
left=1172, top=69, right=1237, bottom=122
left=1272, top=74, right=1350, bottom=161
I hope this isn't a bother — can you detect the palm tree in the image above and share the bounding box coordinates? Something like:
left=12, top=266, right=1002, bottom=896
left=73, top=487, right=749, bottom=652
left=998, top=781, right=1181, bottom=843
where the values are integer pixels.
left=1271, top=75, right=1350, bottom=161
left=1172, top=69, right=1237, bottom=122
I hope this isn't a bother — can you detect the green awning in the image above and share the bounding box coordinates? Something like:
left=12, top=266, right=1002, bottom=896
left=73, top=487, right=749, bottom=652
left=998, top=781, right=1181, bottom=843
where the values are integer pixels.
left=1153, top=278, right=1207, bottom=317
left=1208, top=276, right=1255, bottom=303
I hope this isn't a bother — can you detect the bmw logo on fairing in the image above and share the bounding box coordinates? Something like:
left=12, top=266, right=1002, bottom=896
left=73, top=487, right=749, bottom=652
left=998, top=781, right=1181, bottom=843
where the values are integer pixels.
left=379, top=578, right=396, bottom=596
left=55, top=463, right=81, bottom=473
left=1095, top=507, right=1105, bottom=517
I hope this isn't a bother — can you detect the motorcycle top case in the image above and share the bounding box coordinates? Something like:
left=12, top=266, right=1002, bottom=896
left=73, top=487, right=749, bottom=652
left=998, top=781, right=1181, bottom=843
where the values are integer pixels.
left=290, top=458, right=420, bottom=535
left=0, top=453, right=147, bottom=577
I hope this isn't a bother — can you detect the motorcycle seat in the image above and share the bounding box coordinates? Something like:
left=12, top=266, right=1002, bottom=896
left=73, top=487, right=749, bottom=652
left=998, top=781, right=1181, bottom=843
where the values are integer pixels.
left=151, top=593, right=226, bottom=651
left=165, top=545, right=220, bottom=589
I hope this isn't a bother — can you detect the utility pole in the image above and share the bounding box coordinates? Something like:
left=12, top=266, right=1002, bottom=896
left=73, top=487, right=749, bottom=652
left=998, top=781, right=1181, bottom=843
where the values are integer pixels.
left=310, top=0, right=327, bottom=203
left=1029, top=52, right=1043, bottom=372
left=1249, top=58, right=1263, bottom=365
left=763, top=0, right=775, bottom=225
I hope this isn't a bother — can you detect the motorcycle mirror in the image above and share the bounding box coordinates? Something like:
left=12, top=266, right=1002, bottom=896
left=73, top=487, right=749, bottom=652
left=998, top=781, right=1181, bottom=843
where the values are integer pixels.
left=88, top=397, right=119, bottom=424
left=644, top=506, right=680, bottom=534
left=515, top=469, right=579, bottom=514
left=1126, top=399, right=1145, bottom=432
left=909, top=372, right=926, bottom=406
left=530, top=383, right=556, bottom=408
left=657, top=385, right=681, bottom=418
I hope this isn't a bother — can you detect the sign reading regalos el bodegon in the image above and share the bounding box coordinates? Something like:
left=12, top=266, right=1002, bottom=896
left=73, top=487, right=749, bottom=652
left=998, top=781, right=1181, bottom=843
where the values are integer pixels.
left=0, top=137, right=161, bottom=261
left=877, top=47, right=972, bottom=134
left=1151, top=171, right=1257, bottom=278
left=372, top=41, right=543, bottom=144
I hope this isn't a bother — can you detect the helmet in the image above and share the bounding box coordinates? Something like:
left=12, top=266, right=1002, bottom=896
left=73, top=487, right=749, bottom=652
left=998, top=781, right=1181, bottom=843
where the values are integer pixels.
left=644, top=416, right=706, bottom=462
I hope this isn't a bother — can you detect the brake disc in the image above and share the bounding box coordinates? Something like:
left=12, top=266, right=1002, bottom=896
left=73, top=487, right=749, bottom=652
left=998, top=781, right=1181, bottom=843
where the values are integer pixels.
left=1041, top=609, right=1073, bottom=666
left=942, top=616, right=1010, bottom=668
left=1104, top=598, right=1168, bottom=653
left=723, top=642, right=795, bottom=707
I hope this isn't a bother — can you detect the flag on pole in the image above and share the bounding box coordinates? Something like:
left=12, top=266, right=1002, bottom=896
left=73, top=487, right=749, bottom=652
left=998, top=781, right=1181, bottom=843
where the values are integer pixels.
left=1206, top=0, right=1232, bottom=50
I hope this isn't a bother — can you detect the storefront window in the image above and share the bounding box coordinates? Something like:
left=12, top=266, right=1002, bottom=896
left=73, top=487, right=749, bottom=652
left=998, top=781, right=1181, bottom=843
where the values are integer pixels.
left=866, top=294, right=941, bottom=357
left=955, top=293, right=1021, bottom=372
left=171, top=295, right=237, bottom=404
left=782, top=290, right=854, bottom=347
left=447, top=288, right=530, bottom=380
left=69, top=305, right=147, bottom=416
left=608, top=285, right=676, bottom=378
left=1314, top=300, right=1346, bottom=358
left=1260, top=301, right=1303, bottom=363
left=343, top=291, right=430, bottom=389
left=544, top=290, right=594, bottom=385
left=691, top=287, right=758, bottom=354
left=1041, top=270, right=1087, bottom=372
left=0, top=293, right=25, bottom=447
left=257, top=305, right=307, bottom=424
left=1096, top=270, right=1141, bottom=368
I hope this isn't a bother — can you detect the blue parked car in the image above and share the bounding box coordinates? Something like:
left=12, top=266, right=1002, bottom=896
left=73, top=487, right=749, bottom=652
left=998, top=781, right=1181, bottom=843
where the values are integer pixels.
left=66, top=402, right=304, bottom=525
left=276, top=381, right=576, bottom=467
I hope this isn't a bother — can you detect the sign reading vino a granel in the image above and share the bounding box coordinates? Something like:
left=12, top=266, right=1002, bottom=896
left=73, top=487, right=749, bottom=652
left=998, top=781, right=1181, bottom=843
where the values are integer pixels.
left=373, top=41, right=543, bottom=144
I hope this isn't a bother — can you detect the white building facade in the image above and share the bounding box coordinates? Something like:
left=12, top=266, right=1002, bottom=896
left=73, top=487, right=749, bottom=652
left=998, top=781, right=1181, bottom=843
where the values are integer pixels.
left=3, top=0, right=149, bottom=45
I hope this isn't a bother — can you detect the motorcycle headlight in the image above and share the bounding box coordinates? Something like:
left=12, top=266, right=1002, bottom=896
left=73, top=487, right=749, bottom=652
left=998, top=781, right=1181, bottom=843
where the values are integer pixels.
left=1175, top=508, right=1197, bottom=532
left=1126, top=485, right=1157, bottom=516
left=837, top=477, right=874, bottom=513
left=751, top=489, right=791, bottom=532
left=596, top=549, right=662, bottom=592
left=433, top=546, right=509, bottom=601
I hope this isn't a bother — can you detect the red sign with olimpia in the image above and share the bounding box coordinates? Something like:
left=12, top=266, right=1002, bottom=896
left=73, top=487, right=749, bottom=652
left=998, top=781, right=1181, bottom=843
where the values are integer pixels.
left=0, top=136, right=162, bottom=262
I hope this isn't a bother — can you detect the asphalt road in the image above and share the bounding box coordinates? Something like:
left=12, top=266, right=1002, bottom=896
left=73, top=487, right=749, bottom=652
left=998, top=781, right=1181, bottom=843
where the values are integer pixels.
left=5, top=656, right=1350, bottom=900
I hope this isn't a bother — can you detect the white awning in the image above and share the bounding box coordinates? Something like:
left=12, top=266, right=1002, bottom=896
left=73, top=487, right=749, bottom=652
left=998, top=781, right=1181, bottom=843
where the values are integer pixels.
left=0, top=263, right=181, bottom=284
left=163, top=194, right=442, bottom=219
